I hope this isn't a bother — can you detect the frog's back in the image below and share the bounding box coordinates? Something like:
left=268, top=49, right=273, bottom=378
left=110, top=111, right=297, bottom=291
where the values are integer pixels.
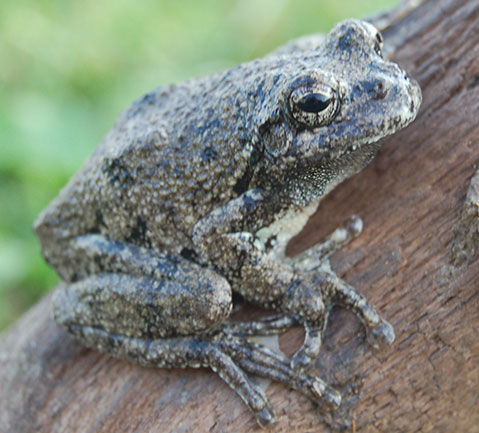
left=35, top=70, right=259, bottom=257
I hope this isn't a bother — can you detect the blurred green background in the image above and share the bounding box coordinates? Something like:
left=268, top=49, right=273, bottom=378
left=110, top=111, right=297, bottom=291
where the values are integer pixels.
left=0, top=0, right=397, bottom=332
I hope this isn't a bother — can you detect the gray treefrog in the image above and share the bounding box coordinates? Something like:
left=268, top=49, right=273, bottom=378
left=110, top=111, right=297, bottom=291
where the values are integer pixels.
left=34, top=19, right=421, bottom=426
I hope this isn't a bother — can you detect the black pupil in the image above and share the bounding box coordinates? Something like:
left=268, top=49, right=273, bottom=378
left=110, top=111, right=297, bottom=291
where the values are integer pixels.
left=297, top=93, right=331, bottom=113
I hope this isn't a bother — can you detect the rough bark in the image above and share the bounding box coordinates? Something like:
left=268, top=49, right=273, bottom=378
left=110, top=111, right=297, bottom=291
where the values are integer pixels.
left=1, top=0, right=478, bottom=431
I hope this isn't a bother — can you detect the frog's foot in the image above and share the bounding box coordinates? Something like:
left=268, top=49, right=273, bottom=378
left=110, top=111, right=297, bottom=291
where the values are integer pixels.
left=215, top=332, right=342, bottom=412
left=222, top=314, right=325, bottom=373
left=313, top=271, right=396, bottom=351
left=205, top=342, right=276, bottom=427
left=288, top=215, right=363, bottom=272
left=222, top=315, right=325, bottom=373
left=66, top=324, right=276, bottom=427
left=66, top=324, right=341, bottom=427
left=366, top=318, right=395, bottom=349
left=280, top=270, right=395, bottom=373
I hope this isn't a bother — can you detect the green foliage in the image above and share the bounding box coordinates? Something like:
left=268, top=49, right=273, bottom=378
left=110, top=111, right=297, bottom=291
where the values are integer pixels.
left=0, top=0, right=397, bottom=331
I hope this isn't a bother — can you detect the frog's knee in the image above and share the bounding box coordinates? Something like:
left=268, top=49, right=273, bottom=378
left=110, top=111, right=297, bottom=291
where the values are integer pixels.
left=51, top=282, right=95, bottom=330
left=190, top=271, right=232, bottom=330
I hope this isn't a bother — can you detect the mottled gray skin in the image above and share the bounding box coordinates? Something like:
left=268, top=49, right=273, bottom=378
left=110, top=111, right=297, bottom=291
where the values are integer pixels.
left=35, top=19, right=421, bottom=426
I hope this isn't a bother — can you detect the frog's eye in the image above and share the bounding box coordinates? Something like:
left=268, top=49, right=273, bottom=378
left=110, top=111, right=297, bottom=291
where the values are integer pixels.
left=374, top=31, right=383, bottom=57
left=289, top=84, right=340, bottom=128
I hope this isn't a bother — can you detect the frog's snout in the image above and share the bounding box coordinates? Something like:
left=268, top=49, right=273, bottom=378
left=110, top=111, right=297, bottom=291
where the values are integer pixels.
left=375, top=68, right=422, bottom=120
left=407, top=75, right=422, bottom=115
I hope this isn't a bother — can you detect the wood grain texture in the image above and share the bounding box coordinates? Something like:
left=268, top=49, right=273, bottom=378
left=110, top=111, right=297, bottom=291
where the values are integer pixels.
left=1, top=0, right=478, bottom=431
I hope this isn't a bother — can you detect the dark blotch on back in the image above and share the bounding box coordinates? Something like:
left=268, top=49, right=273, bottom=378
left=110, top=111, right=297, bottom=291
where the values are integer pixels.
left=202, top=147, right=218, bottom=162
left=128, top=217, right=148, bottom=245
left=102, top=157, right=134, bottom=189
left=233, top=145, right=263, bottom=196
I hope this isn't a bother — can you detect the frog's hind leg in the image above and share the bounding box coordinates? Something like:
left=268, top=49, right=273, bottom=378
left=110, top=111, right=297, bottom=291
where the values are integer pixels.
left=52, top=272, right=277, bottom=425
left=222, top=314, right=295, bottom=336
left=53, top=276, right=341, bottom=426
left=63, top=323, right=276, bottom=427
left=52, top=271, right=232, bottom=341
left=62, top=322, right=341, bottom=427
left=217, top=333, right=341, bottom=410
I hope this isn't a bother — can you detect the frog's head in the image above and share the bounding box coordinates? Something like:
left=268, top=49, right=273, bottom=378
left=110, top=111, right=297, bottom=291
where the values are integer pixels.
left=255, top=19, right=422, bottom=205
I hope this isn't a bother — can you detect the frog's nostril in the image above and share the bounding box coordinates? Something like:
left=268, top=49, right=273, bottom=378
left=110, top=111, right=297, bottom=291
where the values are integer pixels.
left=373, top=80, right=388, bottom=100
left=361, top=78, right=390, bottom=101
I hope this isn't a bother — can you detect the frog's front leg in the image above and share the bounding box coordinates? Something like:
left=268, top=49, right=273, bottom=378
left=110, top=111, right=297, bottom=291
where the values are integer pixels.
left=53, top=235, right=340, bottom=426
left=287, top=215, right=364, bottom=272
left=289, top=217, right=394, bottom=352
left=193, top=190, right=395, bottom=371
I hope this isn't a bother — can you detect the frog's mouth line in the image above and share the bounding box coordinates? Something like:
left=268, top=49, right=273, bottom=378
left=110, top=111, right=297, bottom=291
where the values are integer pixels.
left=324, top=108, right=418, bottom=161
left=337, top=139, right=383, bottom=164
left=322, top=135, right=384, bottom=162
left=344, top=135, right=385, bottom=155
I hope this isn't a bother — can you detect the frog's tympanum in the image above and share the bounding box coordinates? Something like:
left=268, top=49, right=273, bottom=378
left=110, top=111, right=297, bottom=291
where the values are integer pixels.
left=35, top=19, right=421, bottom=426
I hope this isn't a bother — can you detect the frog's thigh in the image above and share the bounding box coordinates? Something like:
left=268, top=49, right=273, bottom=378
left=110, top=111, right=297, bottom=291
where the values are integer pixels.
left=52, top=269, right=232, bottom=339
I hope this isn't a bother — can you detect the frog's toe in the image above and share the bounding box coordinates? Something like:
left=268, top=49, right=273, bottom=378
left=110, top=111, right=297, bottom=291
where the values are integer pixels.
left=290, top=350, right=313, bottom=372
left=366, top=319, right=395, bottom=349
left=222, top=314, right=295, bottom=337
left=311, top=378, right=342, bottom=410
left=290, top=324, right=323, bottom=372
left=219, top=334, right=341, bottom=412
left=255, top=406, right=276, bottom=427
